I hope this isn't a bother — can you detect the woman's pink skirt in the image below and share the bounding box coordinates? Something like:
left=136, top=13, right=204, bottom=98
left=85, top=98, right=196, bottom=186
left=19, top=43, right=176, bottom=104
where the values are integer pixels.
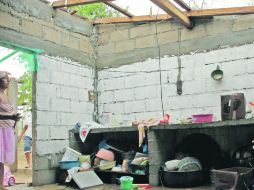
left=0, top=127, right=15, bottom=164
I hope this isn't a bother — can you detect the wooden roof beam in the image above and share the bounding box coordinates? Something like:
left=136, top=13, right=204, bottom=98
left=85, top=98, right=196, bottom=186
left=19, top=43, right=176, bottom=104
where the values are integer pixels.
left=93, top=6, right=254, bottom=24
left=93, top=14, right=172, bottom=24
left=104, top=2, right=134, bottom=18
left=150, top=0, right=192, bottom=28
left=52, top=0, right=115, bottom=8
left=173, top=0, right=191, bottom=11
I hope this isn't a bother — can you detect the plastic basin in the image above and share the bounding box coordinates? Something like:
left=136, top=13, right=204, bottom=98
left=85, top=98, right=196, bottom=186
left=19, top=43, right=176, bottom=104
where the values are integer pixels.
left=192, top=114, right=213, bottom=123
left=59, top=160, right=80, bottom=170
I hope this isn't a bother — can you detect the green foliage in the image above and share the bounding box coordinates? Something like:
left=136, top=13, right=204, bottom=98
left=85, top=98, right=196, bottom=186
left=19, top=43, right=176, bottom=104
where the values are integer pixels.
left=18, top=72, right=32, bottom=107
left=73, top=3, right=120, bottom=19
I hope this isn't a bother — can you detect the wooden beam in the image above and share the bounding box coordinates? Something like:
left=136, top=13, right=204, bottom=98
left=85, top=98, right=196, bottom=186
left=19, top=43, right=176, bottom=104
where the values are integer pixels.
left=187, top=6, right=254, bottom=17
left=93, top=6, right=254, bottom=24
left=104, top=2, right=134, bottom=18
left=93, top=14, right=172, bottom=24
left=173, top=0, right=191, bottom=11
left=52, top=0, right=115, bottom=8
left=150, top=0, right=192, bottom=28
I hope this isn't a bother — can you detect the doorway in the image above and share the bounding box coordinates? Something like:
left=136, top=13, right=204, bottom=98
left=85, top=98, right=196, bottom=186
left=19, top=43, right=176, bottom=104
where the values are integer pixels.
left=0, top=41, right=42, bottom=185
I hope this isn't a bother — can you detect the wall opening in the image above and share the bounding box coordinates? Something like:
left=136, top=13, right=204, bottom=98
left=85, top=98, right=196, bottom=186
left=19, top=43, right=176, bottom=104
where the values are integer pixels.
left=0, top=41, right=43, bottom=185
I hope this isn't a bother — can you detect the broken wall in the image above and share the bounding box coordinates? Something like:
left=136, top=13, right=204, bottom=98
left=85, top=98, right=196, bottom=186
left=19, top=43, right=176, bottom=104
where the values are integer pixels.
left=32, top=55, right=94, bottom=185
left=95, top=15, right=254, bottom=68
left=97, top=14, right=254, bottom=123
left=0, top=0, right=94, bottom=65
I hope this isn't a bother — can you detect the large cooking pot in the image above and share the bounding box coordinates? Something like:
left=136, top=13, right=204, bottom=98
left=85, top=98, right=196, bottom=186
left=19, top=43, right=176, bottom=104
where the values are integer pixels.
left=160, top=166, right=208, bottom=188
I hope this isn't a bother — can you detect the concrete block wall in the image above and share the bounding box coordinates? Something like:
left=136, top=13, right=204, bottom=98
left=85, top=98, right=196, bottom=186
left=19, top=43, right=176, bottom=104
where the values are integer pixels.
left=98, top=43, right=254, bottom=123
left=95, top=15, right=254, bottom=68
left=0, top=0, right=94, bottom=65
left=33, top=55, right=94, bottom=185
left=148, top=125, right=254, bottom=185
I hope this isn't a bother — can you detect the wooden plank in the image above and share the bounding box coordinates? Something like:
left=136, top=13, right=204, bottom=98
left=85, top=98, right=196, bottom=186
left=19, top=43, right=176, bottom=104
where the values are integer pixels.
left=104, top=2, right=134, bottom=18
left=151, top=0, right=192, bottom=28
left=93, top=6, right=254, bottom=24
left=93, top=14, right=172, bottom=24
left=187, top=6, right=254, bottom=17
left=52, top=0, right=115, bottom=8
left=173, top=0, right=191, bottom=11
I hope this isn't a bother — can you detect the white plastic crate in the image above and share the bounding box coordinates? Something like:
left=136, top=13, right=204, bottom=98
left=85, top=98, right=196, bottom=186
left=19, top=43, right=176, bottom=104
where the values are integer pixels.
left=61, top=147, right=81, bottom=161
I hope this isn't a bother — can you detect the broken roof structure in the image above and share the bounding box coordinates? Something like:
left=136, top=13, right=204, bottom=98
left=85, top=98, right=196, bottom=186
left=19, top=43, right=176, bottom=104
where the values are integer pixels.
left=1, top=0, right=254, bottom=187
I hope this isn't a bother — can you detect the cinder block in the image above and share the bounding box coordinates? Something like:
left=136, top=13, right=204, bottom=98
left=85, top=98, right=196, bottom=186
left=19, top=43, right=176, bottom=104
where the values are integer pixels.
left=51, top=71, right=70, bottom=86
left=97, top=24, right=116, bottom=34
left=156, top=21, right=179, bottom=33
left=36, top=96, right=51, bottom=111
left=61, top=32, right=80, bottom=50
left=158, top=30, right=178, bottom=45
left=135, top=86, right=159, bottom=100
left=35, top=140, right=68, bottom=156
left=232, top=14, right=254, bottom=32
left=145, top=98, right=162, bottom=111
left=33, top=169, right=56, bottom=186
left=36, top=125, right=50, bottom=140
left=70, top=100, right=87, bottom=113
left=124, top=100, right=146, bottom=113
left=136, top=35, right=157, bottom=49
left=130, top=24, right=155, bottom=38
left=145, top=72, right=160, bottom=85
left=79, top=88, right=89, bottom=101
left=22, top=20, right=43, bottom=38
left=97, top=43, right=115, bottom=56
left=98, top=90, right=114, bottom=104
left=104, top=77, right=125, bottom=90
left=0, top=12, right=20, bottom=31
left=51, top=98, right=70, bottom=112
left=60, top=86, right=79, bottom=100
left=205, top=18, right=232, bottom=36
left=246, top=58, right=254, bottom=74
left=182, top=80, right=206, bottom=95
left=103, top=102, right=124, bottom=114
left=50, top=126, right=69, bottom=139
left=80, top=37, right=93, bottom=54
left=36, top=111, right=57, bottom=126
left=115, top=40, right=135, bottom=53
left=181, top=24, right=206, bottom=41
left=111, top=29, right=129, bottom=42
left=98, top=33, right=109, bottom=45
left=149, top=174, right=159, bottom=186
left=37, top=69, right=51, bottom=83
left=114, top=89, right=135, bottom=102
left=125, top=75, right=146, bottom=88
left=43, top=26, right=61, bottom=44
left=33, top=155, right=50, bottom=170
left=140, top=59, right=159, bottom=72
left=36, top=83, right=60, bottom=99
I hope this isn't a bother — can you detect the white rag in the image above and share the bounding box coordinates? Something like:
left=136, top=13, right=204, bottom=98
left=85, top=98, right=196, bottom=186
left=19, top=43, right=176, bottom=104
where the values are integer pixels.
left=79, top=121, right=105, bottom=143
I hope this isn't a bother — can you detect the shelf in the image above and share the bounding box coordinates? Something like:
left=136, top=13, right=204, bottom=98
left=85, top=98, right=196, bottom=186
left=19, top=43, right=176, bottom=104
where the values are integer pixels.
left=69, top=126, right=138, bottom=134
left=150, top=119, right=254, bottom=130
left=69, top=119, right=254, bottom=134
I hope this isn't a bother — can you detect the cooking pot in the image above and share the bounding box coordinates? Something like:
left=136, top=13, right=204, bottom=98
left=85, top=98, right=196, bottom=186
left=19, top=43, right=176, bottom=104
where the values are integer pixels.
left=160, top=166, right=207, bottom=188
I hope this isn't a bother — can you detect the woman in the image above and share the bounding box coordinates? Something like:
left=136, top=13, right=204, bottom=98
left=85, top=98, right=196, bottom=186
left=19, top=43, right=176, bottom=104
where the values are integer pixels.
left=0, top=71, right=20, bottom=190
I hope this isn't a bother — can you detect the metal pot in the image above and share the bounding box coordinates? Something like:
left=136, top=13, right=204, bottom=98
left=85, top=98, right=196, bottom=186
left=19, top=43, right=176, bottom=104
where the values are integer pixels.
left=160, top=166, right=207, bottom=188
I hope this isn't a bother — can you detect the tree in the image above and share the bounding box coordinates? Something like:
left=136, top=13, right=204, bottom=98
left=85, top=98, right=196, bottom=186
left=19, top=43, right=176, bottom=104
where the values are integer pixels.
left=18, top=72, right=32, bottom=108
left=17, top=52, right=35, bottom=108
left=73, top=3, right=120, bottom=19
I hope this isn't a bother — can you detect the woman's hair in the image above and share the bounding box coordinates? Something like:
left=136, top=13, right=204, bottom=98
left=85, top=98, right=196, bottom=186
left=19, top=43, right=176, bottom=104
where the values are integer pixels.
left=0, top=71, right=9, bottom=88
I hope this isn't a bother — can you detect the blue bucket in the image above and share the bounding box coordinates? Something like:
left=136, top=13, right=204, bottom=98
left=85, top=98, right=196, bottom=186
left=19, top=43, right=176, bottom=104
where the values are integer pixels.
left=59, top=160, right=80, bottom=170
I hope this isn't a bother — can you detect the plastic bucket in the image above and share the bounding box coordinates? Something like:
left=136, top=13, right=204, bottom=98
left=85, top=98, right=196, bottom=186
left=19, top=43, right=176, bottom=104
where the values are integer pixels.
left=120, top=176, right=133, bottom=190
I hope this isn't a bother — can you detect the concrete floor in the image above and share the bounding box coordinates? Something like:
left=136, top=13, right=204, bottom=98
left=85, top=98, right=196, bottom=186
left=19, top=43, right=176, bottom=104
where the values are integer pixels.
left=7, top=184, right=214, bottom=190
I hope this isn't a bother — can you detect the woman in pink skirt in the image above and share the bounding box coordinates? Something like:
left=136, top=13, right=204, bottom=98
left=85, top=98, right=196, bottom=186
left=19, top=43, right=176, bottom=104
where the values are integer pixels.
left=0, top=71, right=20, bottom=190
